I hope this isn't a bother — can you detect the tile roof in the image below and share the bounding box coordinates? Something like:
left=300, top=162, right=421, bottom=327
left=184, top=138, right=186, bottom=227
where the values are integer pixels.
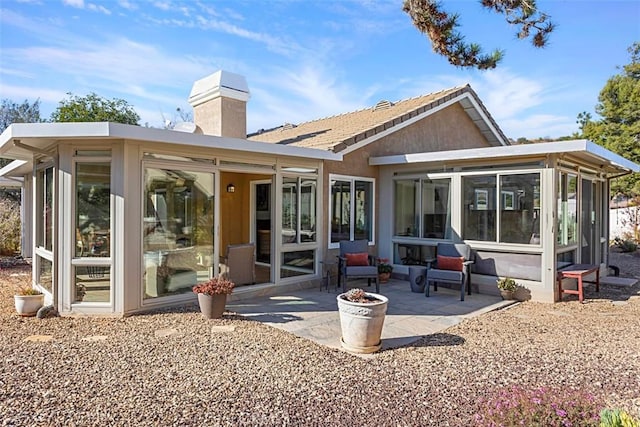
left=248, top=84, right=508, bottom=152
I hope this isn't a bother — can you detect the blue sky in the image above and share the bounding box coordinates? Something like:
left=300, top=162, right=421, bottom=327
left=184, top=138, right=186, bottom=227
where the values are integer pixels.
left=0, top=0, right=639, bottom=139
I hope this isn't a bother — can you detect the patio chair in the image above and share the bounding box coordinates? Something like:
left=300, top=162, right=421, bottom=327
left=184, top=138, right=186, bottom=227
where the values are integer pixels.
left=221, top=243, right=256, bottom=286
left=425, top=242, right=474, bottom=301
left=337, top=239, right=379, bottom=294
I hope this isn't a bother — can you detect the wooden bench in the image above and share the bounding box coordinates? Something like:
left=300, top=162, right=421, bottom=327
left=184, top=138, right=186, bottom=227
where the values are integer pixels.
left=557, top=264, right=600, bottom=303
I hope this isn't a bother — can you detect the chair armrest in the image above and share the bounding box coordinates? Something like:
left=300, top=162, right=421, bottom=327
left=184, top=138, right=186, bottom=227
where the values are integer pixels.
left=462, top=260, right=475, bottom=266
left=424, top=257, right=436, bottom=269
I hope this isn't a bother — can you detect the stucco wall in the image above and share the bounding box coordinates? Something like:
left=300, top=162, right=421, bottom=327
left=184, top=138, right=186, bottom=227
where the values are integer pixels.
left=193, top=97, right=247, bottom=138
left=321, top=103, right=494, bottom=261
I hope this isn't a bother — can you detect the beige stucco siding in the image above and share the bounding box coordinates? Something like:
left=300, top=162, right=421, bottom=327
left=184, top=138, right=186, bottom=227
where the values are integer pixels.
left=321, top=103, right=494, bottom=262
left=364, top=103, right=492, bottom=157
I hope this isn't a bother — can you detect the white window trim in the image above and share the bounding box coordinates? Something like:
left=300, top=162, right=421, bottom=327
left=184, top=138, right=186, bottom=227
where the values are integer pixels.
left=328, top=174, right=375, bottom=249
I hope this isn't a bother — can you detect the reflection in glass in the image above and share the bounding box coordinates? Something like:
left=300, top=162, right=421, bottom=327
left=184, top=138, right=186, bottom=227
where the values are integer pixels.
left=282, top=177, right=298, bottom=244
left=143, top=167, right=214, bottom=299
left=281, top=250, right=315, bottom=278
left=499, top=173, right=541, bottom=244
left=394, top=179, right=419, bottom=237
left=557, top=172, right=578, bottom=246
left=463, top=175, right=497, bottom=241
left=76, top=163, right=111, bottom=257
left=38, top=257, right=52, bottom=293
left=354, top=181, right=372, bottom=241
left=38, top=167, right=54, bottom=251
left=331, top=180, right=351, bottom=242
left=74, top=265, right=110, bottom=303
left=421, top=178, right=452, bottom=239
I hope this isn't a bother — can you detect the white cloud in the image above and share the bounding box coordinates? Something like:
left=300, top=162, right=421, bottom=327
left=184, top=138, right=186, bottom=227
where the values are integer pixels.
left=62, top=0, right=84, bottom=7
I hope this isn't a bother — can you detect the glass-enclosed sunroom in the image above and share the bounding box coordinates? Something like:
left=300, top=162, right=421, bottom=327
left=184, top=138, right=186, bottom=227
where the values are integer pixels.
left=373, top=140, right=639, bottom=302
left=0, top=122, right=338, bottom=315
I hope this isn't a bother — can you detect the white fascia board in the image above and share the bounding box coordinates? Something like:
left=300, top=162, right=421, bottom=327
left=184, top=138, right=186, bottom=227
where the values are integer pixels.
left=339, top=92, right=505, bottom=156
left=464, top=94, right=508, bottom=146
left=0, top=160, right=29, bottom=178
left=1, top=122, right=342, bottom=162
left=370, top=139, right=640, bottom=173
left=106, top=123, right=341, bottom=161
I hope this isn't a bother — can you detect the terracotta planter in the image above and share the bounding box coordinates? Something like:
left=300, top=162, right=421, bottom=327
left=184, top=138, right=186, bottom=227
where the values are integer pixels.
left=14, top=294, right=45, bottom=317
left=197, top=293, right=227, bottom=319
left=378, top=272, right=391, bottom=283
left=337, top=292, right=388, bottom=354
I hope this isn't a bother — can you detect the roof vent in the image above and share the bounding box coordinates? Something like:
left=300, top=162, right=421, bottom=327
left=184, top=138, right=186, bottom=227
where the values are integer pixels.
left=281, top=123, right=297, bottom=131
left=373, top=100, right=393, bottom=111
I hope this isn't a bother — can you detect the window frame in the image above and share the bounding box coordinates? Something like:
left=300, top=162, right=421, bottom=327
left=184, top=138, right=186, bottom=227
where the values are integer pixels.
left=328, top=174, right=375, bottom=249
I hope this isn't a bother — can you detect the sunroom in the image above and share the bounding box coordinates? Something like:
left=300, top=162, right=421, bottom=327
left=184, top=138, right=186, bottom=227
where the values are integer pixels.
left=0, top=122, right=337, bottom=315
left=373, top=140, right=639, bottom=302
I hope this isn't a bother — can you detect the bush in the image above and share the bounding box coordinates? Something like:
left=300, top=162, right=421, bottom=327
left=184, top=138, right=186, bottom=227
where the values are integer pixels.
left=0, top=197, right=20, bottom=255
left=613, top=237, right=638, bottom=253
left=474, top=385, right=602, bottom=426
left=600, top=409, right=640, bottom=427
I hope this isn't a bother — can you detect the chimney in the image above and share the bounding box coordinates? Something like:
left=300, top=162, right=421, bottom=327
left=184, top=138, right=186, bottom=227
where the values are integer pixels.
left=188, top=70, right=250, bottom=138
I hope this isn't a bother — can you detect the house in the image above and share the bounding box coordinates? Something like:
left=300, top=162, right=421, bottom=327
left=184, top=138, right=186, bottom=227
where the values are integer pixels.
left=0, top=70, right=638, bottom=315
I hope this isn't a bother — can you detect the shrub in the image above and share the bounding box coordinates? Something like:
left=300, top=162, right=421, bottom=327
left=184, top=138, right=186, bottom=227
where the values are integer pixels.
left=17, top=286, right=42, bottom=296
left=496, top=277, right=517, bottom=292
left=600, top=409, right=640, bottom=427
left=474, top=385, right=602, bottom=426
left=613, top=237, right=638, bottom=253
left=0, top=197, right=21, bottom=255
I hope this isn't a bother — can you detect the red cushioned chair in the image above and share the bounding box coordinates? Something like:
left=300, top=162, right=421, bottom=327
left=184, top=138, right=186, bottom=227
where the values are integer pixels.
left=337, top=240, right=379, bottom=294
left=425, top=242, right=474, bottom=301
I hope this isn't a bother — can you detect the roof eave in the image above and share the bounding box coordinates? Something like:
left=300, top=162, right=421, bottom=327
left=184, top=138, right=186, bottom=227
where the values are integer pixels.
left=369, top=139, right=640, bottom=176
left=0, top=122, right=342, bottom=162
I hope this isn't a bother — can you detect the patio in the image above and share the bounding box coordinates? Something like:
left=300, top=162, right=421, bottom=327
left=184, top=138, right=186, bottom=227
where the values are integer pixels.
left=226, top=278, right=514, bottom=354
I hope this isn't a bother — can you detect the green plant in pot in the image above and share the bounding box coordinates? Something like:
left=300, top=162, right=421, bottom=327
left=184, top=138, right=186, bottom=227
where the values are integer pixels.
left=14, top=286, right=45, bottom=317
left=496, top=277, right=517, bottom=300
left=377, top=258, right=393, bottom=283
left=192, top=276, right=235, bottom=319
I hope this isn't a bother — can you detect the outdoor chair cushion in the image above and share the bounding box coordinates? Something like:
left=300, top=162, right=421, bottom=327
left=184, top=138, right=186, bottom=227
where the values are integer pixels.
left=345, top=252, right=370, bottom=266
left=437, top=255, right=464, bottom=271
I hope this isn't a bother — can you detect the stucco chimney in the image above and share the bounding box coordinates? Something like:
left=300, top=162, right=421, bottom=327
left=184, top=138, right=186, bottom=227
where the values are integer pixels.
left=188, top=70, right=250, bottom=138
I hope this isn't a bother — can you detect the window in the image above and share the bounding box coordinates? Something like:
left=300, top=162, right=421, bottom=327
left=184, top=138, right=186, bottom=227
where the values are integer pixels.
left=463, top=172, right=541, bottom=244
left=463, top=175, right=497, bottom=241
left=394, top=178, right=452, bottom=239
left=557, top=172, right=578, bottom=246
left=75, top=163, right=111, bottom=257
left=282, top=176, right=317, bottom=244
left=74, top=161, right=111, bottom=303
left=330, top=176, right=373, bottom=245
left=143, top=167, right=215, bottom=299
left=37, top=166, right=54, bottom=251
left=499, top=174, right=541, bottom=244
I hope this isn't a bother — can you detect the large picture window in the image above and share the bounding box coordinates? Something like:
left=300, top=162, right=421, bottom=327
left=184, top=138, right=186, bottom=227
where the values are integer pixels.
left=463, top=172, right=541, bottom=244
left=143, top=167, right=215, bottom=299
left=394, top=178, right=452, bottom=239
left=330, top=176, right=373, bottom=244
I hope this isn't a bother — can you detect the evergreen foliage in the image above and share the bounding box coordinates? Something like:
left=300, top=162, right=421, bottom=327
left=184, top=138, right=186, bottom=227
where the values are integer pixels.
left=579, top=43, right=640, bottom=198
left=403, top=0, right=554, bottom=69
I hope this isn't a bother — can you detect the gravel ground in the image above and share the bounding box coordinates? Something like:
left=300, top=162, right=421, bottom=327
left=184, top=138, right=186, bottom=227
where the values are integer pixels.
left=1, top=252, right=639, bottom=426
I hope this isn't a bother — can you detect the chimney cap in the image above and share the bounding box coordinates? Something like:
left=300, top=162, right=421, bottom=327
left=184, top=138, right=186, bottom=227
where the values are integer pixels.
left=188, top=70, right=250, bottom=107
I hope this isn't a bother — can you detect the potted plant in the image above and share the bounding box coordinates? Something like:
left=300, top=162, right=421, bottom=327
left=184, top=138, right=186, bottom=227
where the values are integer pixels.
left=377, top=258, right=393, bottom=283
left=14, top=286, right=44, bottom=317
left=192, top=276, right=235, bottom=319
left=336, top=288, right=388, bottom=354
left=497, top=277, right=517, bottom=300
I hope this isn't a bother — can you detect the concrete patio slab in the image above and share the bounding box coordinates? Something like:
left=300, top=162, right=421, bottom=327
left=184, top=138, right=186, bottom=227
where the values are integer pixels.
left=227, top=278, right=514, bottom=354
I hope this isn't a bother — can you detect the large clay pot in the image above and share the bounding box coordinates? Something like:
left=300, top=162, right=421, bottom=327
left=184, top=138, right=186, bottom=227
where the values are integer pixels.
left=197, top=293, right=227, bottom=319
left=378, top=272, right=391, bottom=284
left=14, top=294, right=45, bottom=317
left=337, top=292, right=388, bottom=354
left=500, top=290, right=515, bottom=300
